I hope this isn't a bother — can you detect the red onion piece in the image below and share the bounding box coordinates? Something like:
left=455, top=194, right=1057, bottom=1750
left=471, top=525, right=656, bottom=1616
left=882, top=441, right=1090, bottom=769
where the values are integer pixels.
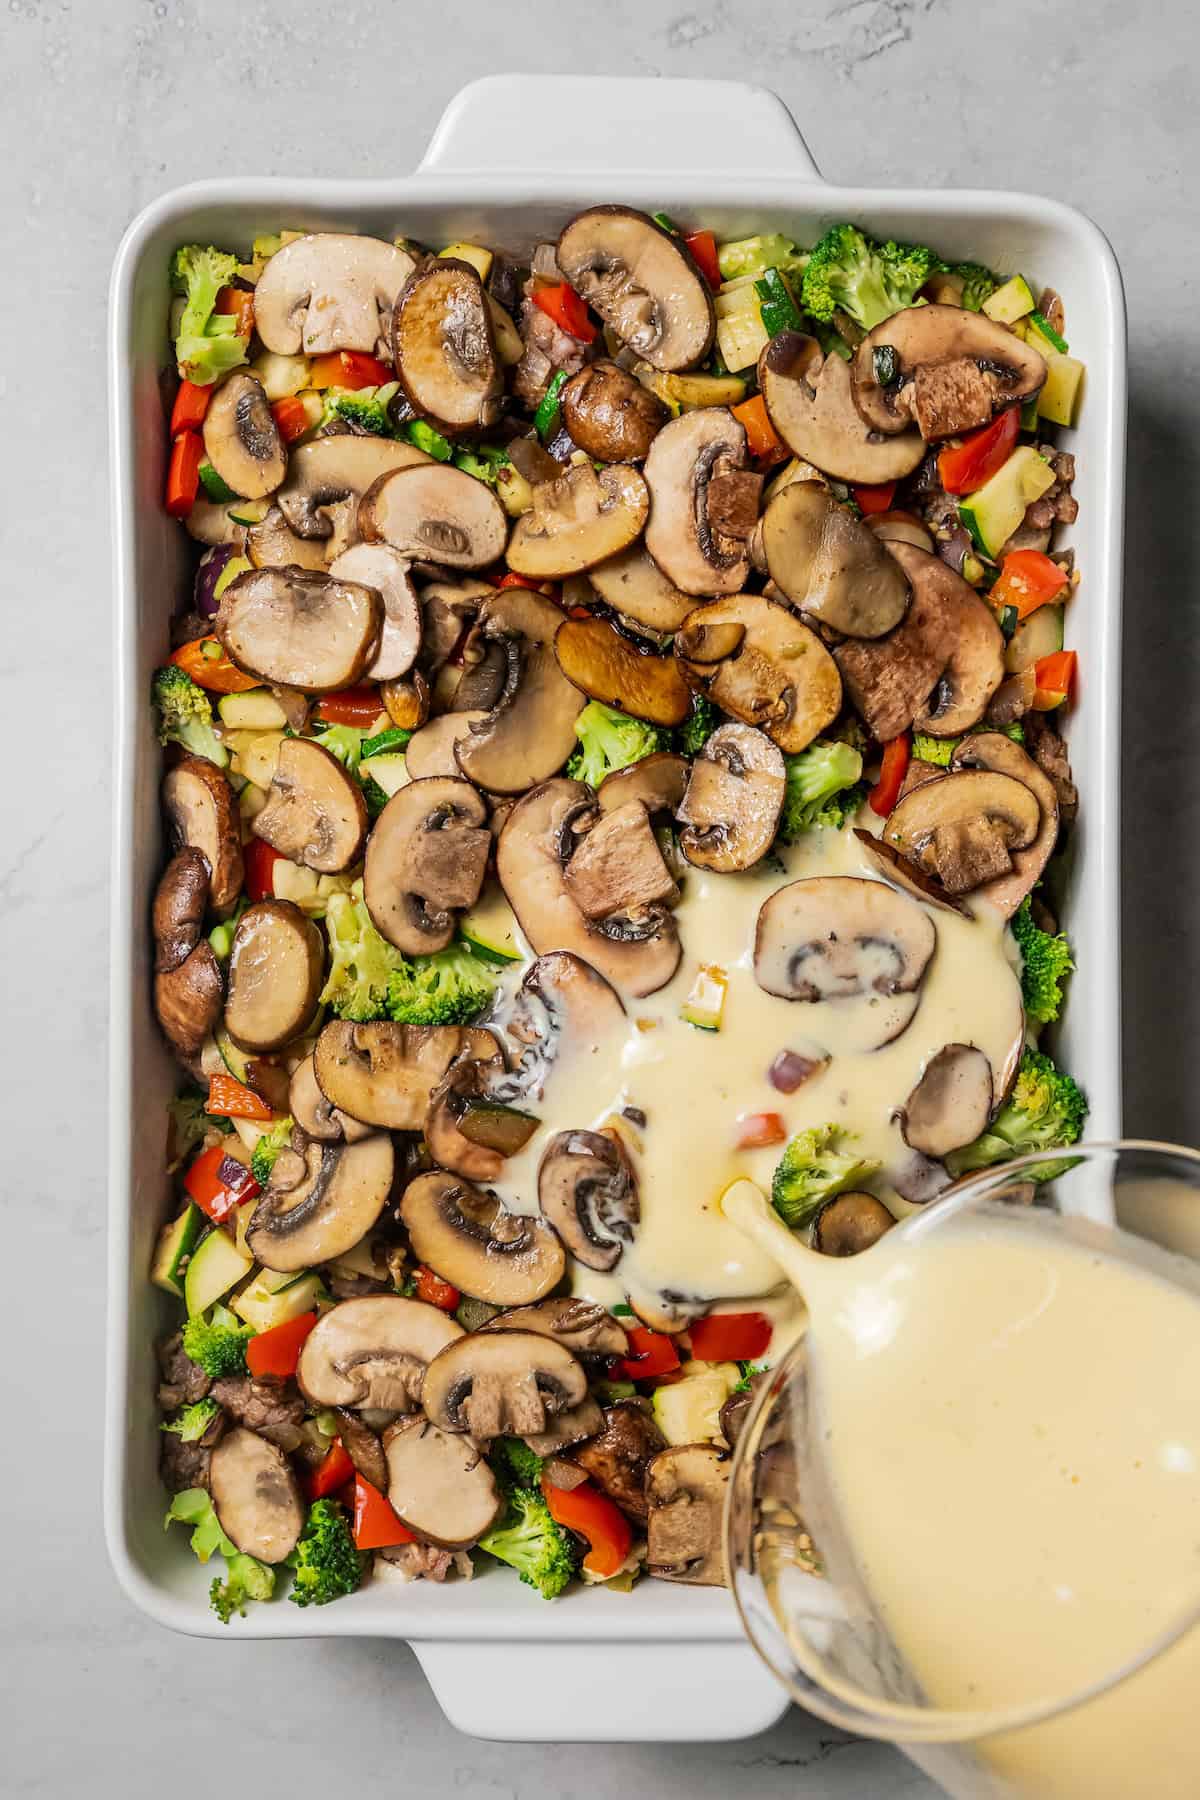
left=194, top=543, right=235, bottom=618
left=768, top=1050, right=825, bottom=1094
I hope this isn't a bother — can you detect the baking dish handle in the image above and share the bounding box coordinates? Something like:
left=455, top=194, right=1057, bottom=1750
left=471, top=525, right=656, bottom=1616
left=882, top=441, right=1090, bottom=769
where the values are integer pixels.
left=419, top=75, right=823, bottom=182
left=414, top=1637, right=790, bottom=1742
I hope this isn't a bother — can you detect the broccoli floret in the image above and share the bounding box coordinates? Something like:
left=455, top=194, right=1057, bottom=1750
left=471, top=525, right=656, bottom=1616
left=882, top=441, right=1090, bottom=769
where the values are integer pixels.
left=771, top=1125, right=881, bottom=1230
left=165, top=1487, right=275, bottom=1622
left=946, top=1047, right=1086, bottom=1179
left=152, top=665, right=227, bottom=768
left=679, top=695, right=720, bottom=756
left=735, top=1361, right=769, bottom=1393
left=566, top=701, right=667, bottom=788
left=250, top=1116, right=294, bottom=1187
left=170, top=244, right=248, bottom=386
left=320, top=385, right=392, bottom=435
left=801, top=225, right=942, bottom=333
left=161, top=1398, right=221, bottom=1442
left=321, top=884, right=500, bottom=1024
left=911, top=733, right=956, bottom=767
left=387, top=938, right=501, bottom=1026
left=489, top=1437, right=545, bottom=1492
left=717, top=234, right=808, bottom=283
left=288, top=1499, right=367, bottom=1608
left=312, top=722, right=369, bottom=773
left=1010, top=900, right=1074, bottom=1026
left=453, top=444, right=509, bottom=486
left=951, top=262, right=999, bottom=312
left=479, top=1487, right=577, bottom=1600
left=167, top=1087, right=232, bottom=1161
left=779, top=739, right=865, bottom=840
left=182, top=1309, right=254, bottom=1379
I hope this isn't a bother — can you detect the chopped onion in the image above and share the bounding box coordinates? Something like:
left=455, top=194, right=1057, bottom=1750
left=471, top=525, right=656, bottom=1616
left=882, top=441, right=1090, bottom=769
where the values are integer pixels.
left=768, top=1049, right=825, bottom=1094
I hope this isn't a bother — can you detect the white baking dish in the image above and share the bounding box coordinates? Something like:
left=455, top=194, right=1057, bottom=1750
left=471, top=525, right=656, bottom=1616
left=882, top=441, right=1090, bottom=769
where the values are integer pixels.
left=106, top=74, right=1126, bottom=1743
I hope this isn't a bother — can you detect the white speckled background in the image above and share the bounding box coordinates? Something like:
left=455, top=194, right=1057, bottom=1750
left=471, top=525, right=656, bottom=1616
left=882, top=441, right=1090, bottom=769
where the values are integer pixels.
left=3, top=0, right=1197, bottom=1792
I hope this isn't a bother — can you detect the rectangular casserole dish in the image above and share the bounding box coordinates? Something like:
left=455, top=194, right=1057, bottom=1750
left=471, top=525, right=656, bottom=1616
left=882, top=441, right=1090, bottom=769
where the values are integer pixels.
left=106, top=73, right=1126, bottom=1743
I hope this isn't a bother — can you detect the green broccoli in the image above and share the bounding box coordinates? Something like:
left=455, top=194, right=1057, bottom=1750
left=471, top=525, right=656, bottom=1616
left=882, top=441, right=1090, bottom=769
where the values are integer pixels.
left=182, top=1307, right=254, bottom=1379
left=321, top=885, right=500, bottom=1024
left=167, top=1088, right=232, bottom=1160
left=771, top=1125, right=881, bottom=1230
left=717, top=234, right=808, bottom=283
left=950, top=262, right=998, bottom=312
left=288, top=1499, right=367, bottom=1608
left=453, top=444, right=509, bottom=486
left=946, top=1047, right=1086, bottom=1179
left=801, top=224, right=942, bottom=333
left=165, top=1487, right=276, bottom=1622
left=386, top=938, right=501, bottom=1026
left=479, top=1487, right=577, bottom=1600
left=250, top=1116, right=294, bottom=1187
left=566, top=701, right=667, bottom=788
left=320, top=385, right=393, bottom=435
left=405, top=419, right=454, bottom=461
left=679, top=695, right=720, bottom=756
left=161, top=1398, right=221, bottom=1442
left=152, top=665, right=227, bottom=768
left=911, top=733, right=956, bottom=767
left=1010, top=900, right=1074, bottom=1026
left=735, top=1361, right=769, bottom=1393
left=312, top=722, right=369, bottom=773
left=489, top=1437, right=545, bottom=1492
left=779, top=739, right=865, bottom=840
left=170, top=244, right=249, bottom=386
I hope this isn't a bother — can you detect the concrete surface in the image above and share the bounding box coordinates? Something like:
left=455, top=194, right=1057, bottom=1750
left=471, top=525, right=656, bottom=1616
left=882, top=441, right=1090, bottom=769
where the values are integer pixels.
left=2, top=0, right=1198, bottom=1793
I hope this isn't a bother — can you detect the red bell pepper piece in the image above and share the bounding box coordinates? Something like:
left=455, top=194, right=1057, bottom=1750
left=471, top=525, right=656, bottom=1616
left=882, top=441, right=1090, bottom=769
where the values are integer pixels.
left=206, top=1071, right=275, bottom=1122
left=307, top=1439, right=356, bottom=1501
left=170, top=380, right=212, bottom=435
left=414, top=1266, right=461, bottom=1312
left=542, top=1473, right=633, bottom=1578
left=315, top=685, right=386, bottom=728
left=243, top=837, right=283, bottom=904
left=352, top=1474, right=414, bottom=1550
left=1032, top=649, right=1077, bottom=711
left=684, top=229, right=722, bottom=291
left=852, top=480, right=898, bottom=515
left=989, top=549, right=1069, bottom=621
left=937, top=406, right=1021, bottom=495
left=308, top=349, right=392, bottom=391
left=689, top=1310, right=773, bottom=1363
left=271, top=394, right=314, bottom=444
left=619, top=1326, right=681, bottom=1381
left=734, top=1111, right=787, bottom=1151
left=165, top=430, right=204, bottom=518
left=170, top=636, right=260, bottom=694
left=246, top=1311, right=318, bottom=1379
left=214, top=285, right=255, bottom=338
left=869, top=733, right=911, bottom=817
left=731, top=393, right=787, bottom=465
left=532, top=282, right=597, bottom=344
left=183, top=1142, right=260, bottom=1225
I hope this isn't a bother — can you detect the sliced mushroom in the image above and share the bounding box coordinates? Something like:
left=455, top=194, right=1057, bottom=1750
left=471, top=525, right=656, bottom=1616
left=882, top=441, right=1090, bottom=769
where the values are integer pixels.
left=676, top=594, right=841, bottom=754
left=598, top=750, right=688, bottom=817
left=491, top=950, right=627, bottom=1105
left=332, top=1407, right=389, bottom=1490
left=812, top=1192, right=896, bottom=1256
left=853, top=829, right=967, bottom=916
left=162, top=755, right=244, bottom=913
left=758, top=331, right=925, bottom=483
left=563, top=798, right=678, bottom=920
left=252, top=736, right=367, bottom=874
left=202, top=372, right=287, bottom=500
left=678, top=723, right=786, bottom=874
left=507, top=462, right=649, bottom=580
left=247, top=1134, right=394, bottom=1272
left=645, top=1444, right=729, bottom=1586
left=866, top=510, right=934, bottom=553
left=421, top=1328, right=588, bottom=1441
left=557, top=207, right=715, bottom=372
left=588, top=542, right=696, bottom=635
left=404, top=711, right=488, bottom=780
left=383, top=1415, right=502, bottom=1547
left=899, top=546, right=1007, bottom=737
left=313, top=1020, right=473, bottom=1130
left=538, top=1127, right=639, bottom=1272
left=276, top=436, right=430, bottom=543
left=561, top=360, right=668, bottom=461
left=424, top=1057, right=529, bottom=1184
left=153, top=847, right=211, bottom=973
left=401, top=1172, right=566, bottom=1305
left=948, top=731, right=1059, bottom=916
left=480, top=1297, right=630, bottom=1359
left=208, top=1427, right=304, bottom=1563
left=522, top=1397, right=607, bottom=1457
left=253, top=233, right=415, bottom=358
left=757, top=481, right=910, bottom=639
left=852, top=305, right=1046, bottom=440
left=289, top=1052, right=371, bottom=1143
left=497, top=781, right=680, bottom=997
left=883, top=770, right=1042, bottom=896
left=297, top=1294, right=462, bottom=1412
left=901, top=1044, right=994, bottom=1157
left=644, top=409, right=757, bottom=596
left=216, top=566, right=382, bottom=694
left=328, top=543, right=421, bottom=681
left=244, top=504, right=328, bottom=572
left=553, top=614, right=690, bottom=726
left=359, top=463, right=507, bottom=570
left=454, top=589, right=587, bottom=795
left=573, top=1402, right=666, bottom=1523
left=224, top=899, right=324, bottom=1052
left=391, top=258, right=502, bottom=436
left=381, top=667, right=431, bottom=731
left=363, top=777, right=489, bottom=955
left=155, top=940, right=223, bottom=1057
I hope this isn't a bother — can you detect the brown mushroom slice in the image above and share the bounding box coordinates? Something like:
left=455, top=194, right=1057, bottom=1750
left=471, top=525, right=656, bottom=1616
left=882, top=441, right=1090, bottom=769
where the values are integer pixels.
left=363, top=777, right=490, bottom=955
left=244, top=504, right=328, bottom=572
left=202, top=372, right=287, bottom=500
left=538, top=1128, right=639, bottom=1272
left=392, top=258, right=502, bottom=436
left=497, top=780, right=680, bottom=998
left=383, top=1416, right=502, bottom=1548
left=215, top=566, right=382, bottom=694
left=676, top=594, right=841, bottom=755
left=491, top=951, right=628, bottom=1104
left=208, top=1427, right=304, bottom=1563
left=758, top=331, right=924, bottom=484
left=948, top=731, right=1060, bottom=917
left=155, top=940, right=224, bottom=1057
left=252, top=736, right=367, bottom=874
left=454, top=589, right=587, bottom=796
left=253, top=233, right=414, bottom=357
left=678, top=723, right=786, bottom=874
left=224, top=900, right=324, bottom=1053
left=421, top=1328, right=588, bottom=1441
left=404, top=711, right=488, bottom=780
left=507, top=462, right=649, bottom=580
left=758, top=480, right=910, bottom=639
left=401, top=1172, right=566, bottom=1306
left=328, top=543, right=421, bottom=682
left=359, top=463, right=507, bottom=571
left=184, top=499, right=247, bottom=548
left=644, top=409, right=757, bottom=596
left=422, top=1055, right=527, bottom=1186
left=314, top=1020, right=461, bottom=1130
left=812, top=1192, right=896, bottom=1257
left=901, top=1044, right=994, bottom=1158
left=296, top=1294, right=463, bottom=1412
left=563, top=799, right=678, bottom=920
left=597, top=751, right=688, bottom=817
left=884, top=770, right=1042, bottom=896
left=896, top=546, right=1006, bottom=737
left=153, top=847, right=211, bottom=973
left=572, top=1402, right=666, bottom=1522
left=247, top=1134, right=394, bottom=1272
left=333, top=1408, right=389, bottom=1491
left=588, top=543, right=696, bottom=635
left=556, top=207, right=715, bottom=373
left=646, top=1444, right=729, bottom=1586
left=866, top=510, right=934, bottom=553
left=853, top=305, right=1046, bottom=440
left=553, top=614, right=691, bottom=726
left=276, top=436, right=430, bottom=543
left=755, top=876, right=936, bottom=1037
left=522, top=1398, right=607, bottom=1458
left=162, top=755, right=244, bottom=913
left=561, top=360, right=668, bottom=462
left=481, top=1298, right=630, bottom=1360
left=289, top=1052, right=371, bottom=1143
left=853, top=829, right=966, bottom=916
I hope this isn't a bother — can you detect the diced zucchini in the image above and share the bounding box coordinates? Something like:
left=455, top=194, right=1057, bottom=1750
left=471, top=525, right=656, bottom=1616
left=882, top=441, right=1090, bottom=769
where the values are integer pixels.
left=227, top=728, right=284, bottom=790
left=215, top=1025, right=250, bottom=1082
left=212, top=553, right=252, bottom=600
left=1036, top=352, right=1085, bottom=428
left=958, top=447, right=1056, bottom=558
left=651, top=369, right=748, bottom=411
left=486, top=295, right=523, bottom=366
left=496, top=461, right=534, bottom=518
left=754, top=267, right=803, bottom=337
left=359, top=752, right=409, bottom=799
left=217, top=689, right=289, bottom=731
left=198, top=462, right=238, bottom=504
left=680, top=964, right=728, bottom=1032
left=250, top=351, right=311, bottom=400
left=652, top=1362, right=740, bottom=1446
left=184, top=1227, right=254, bottom=1318
left=270, top=858, right=321, bottom=910
left=238, top=780, right=269, bottom=824
left=226, top=497, right=271, bottom=527
left=982, top=275, right=1035, bottom=325
left=1005, top=604, right=1064, bottom=674
left=1026, top=310, right=1069, bottom=355
left=151, top=1202, right=204, bottom=1298
left=714, top=281, right=770, bottom=372
left=231, top=1269, right=325, bottom=1331
left=440, top=241, right=493, bottom=281
left=460, top=886, right=522, bottom=963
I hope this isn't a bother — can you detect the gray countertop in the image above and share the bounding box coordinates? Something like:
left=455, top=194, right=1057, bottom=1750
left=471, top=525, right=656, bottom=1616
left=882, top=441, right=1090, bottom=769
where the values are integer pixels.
left=4, top=1, right=1197, bottom=1793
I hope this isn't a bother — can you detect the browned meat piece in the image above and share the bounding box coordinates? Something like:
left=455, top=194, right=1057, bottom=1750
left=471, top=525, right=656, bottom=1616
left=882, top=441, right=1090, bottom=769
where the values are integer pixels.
left=705, top=471, right=763, bottom=541
left=513, top=294, right=589, bottom=407
left=572, top=1401, right=666, bottom=1524
left=1023, top=712, right=1078, bottom=828
left=333, top=1407, right=388, bottom=1491
left=929, top=815, right=1017, bottom=893
left=910, top=358, right=994, bottom=440
left=1038, top=288, right=1065, bottom=336
left=327, top=1271, right=392, bottom=1300
left=160, top=1429, right=216, bottom=1494
left=209, top=1376, right=306, bottom=1452
left=564, top=802, right=678, bottom=921
left=836, top=582, right=957, bottom=742
left=156, top=1330, right=211, bottom=1411
left=375, top=1542, right=474, bottom=1582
